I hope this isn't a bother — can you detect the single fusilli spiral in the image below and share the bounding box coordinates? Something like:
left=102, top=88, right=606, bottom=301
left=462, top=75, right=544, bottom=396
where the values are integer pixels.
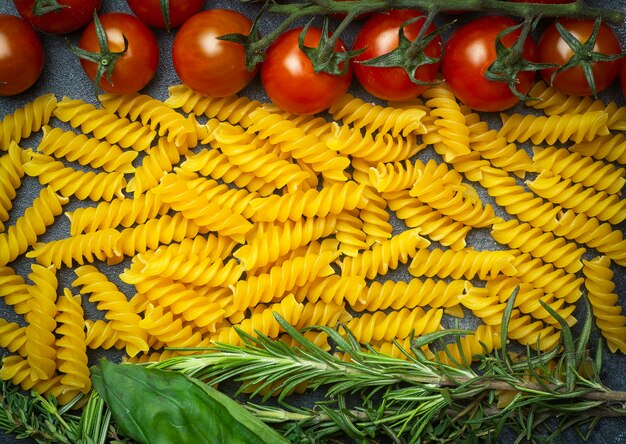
left=54, top=96, right=156, bottom=151
left=345, top=307, right=443, bottom=343
left=491, top=219, right=585, bottom=274
left=507, top=311, right=561, bottom=351
left=479, top=166, right=560, bottom=231
left=353, top=278, right=466, bottom=312
left=341, top=228, right=430, bottom=279
left=582, top=256, right=626, bottom=353
left=126, top=138, right=183, bottom=196
left=384, top=189, right=471, bottom=250
left=139, top=303, right=211, bottom=348
left=369, top=159, right=426, bottom=193
left=85, top=320, right=125, bottom=351
left=24, top=264, right=57, bottom=381
left=24, top=152, right=126, bottom=202
left=234, top=215, right=338, bottom=270
left=0, top=186, right=68, bottom=266
left=532, top=146, right=625, bottom=195
left=436, top=324, right=502, bottom=367
left=293, top=275, right=366, bottom=306
left=0, top=267, right=31, bottom=315
left=360, top=187, right=394, bottom=245
left=0, top=318, right=27, bottom=355
left=570, top=134, right=626, bottom=165
left=335, top=210, right=368, bottom=257
left=37, top=125, right=137, bottom=174
left=408, top=248, right=517, bottom=280
left=527, top=171, right=626, bottom=225
left=251, top=181, right=367, bottom=223
left=329, top=93, right=427, bottom=137
left=99, top=93, right=196, bottom=147
left=511, top=253, right=583, bottom=303
left=55, top=289, right=91, bottom=392
left=26, top=228, right=122, bottom=268
left=232, top=250, right=336, bottom=311
left=458, top=285, right=506, bottom=325
left=0, top=93, right=57, bottom=150
left=248, top=107, right=350, bottom=181
left=498, top=111, right=610, bottom=145
left=73, top=265, right=148, bottom=357
left=66, top=191, right=168, bottom=236
left=0, top=142, right=27, bottom=231
left=294, top=301, right=351, bottom=330
left=325, top=123, right=424, bottom=163
left=141, top=255, right=243, bottom=288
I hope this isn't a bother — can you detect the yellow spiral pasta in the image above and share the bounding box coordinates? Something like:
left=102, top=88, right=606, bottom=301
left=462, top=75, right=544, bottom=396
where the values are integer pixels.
left=0, top=267, right=31, bottom=315
left=458, top=285, right=507, bottom=325
left=232, top=250, right=336, bottom=311
left=24, top=152, right=126, bottom=202
left=115, top=213, right=204, bottom=258
left=153, top=173, right=252, bottom=242
left=368, top=159, right=427, bottom=193
left=0, top=142, right=27, bottom=231
left=126, top=138, right=183, bottom=197
left=582, top=256, right=626, bottom=353
left=234, top=215, right=338, bottom=270
left=491, top=219, right=585, bottom=274
left=345, top=307, right=443, bottom=343
left=293, top=275, right=366, bottom=306
left=360, top=187, right=393, bottom=245
left=212, top=122, right=313, bottom=190
left=384, top=189, right=471, bottom=250
left=570, top=134, right=626, bottom=165
left=511, top=253, right=583, bottom=303
left=0, top=93, right=57, bottom=150
left=479, top=166, right=560, bottom=231
left=24, top=264, right=58, bottom=381
left=66, top=191, right=168, bottom=236
left=325, top=122, right=424, bottom=163
left=422, top=84, right=471, bottom=162
left=466, top=115, right=533, bottom=178
left=335, top=210, right=369, bottom=257
left=53, top=96, right=156, bottom=151
left=181, top=148, right=279, bottom=196
left=498, top=111, right=610, bottom=145
left=140, top=255, right=243, bottom=288
left=436, top=324, right=502, bottom=367
left=55, top=289, right=90, bottom=392
left=99, top=93, right=196, bottom=147
left=329, top=93, right=426, bottom=137
left=354, top=278, right=465, bottom=313
left=248, top=107, right=350, bottom=181
left=37, top=125, right=137, bottom=174
left=211, top=294, right=304, bottom=346
left=139, top=303, right=211, bottom=349
left=527, top=171, right=626, bottom=225
left=294, top=301, right=351, bottom=330
left=507, top=311, right=561, bottom=351
left=0, top=318, right=27, bottom=355
left=526, top=81, right=626, bottom=130
left=341, top=228, right=430, bottom=279
left=251, top=181, right=367, bottom=223
left=73, top=265, right=148, bottom=357
left=410, top=169, right=497, bottom=228
left=26, top=228, right=122, bottom=268
left=0, top=186, right=68, bottom=266
left=551, top=210, right=626, bottom=266
left=532, top=146, right=625, bottom=195
left=165, top=84, right=262, bottom=127
left=408, top=248, right=517, bottom=280
left=85, top=319, right=126, bottom=351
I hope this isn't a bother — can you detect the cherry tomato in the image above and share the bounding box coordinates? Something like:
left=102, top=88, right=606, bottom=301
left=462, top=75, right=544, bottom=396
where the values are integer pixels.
left=352, top=9, right=441, bottom=101
left=126, top=0, right=204, bottom=29
left=261, top=27, right=352, bottom=115
left=537, top=19, right=621, bottom=96
left=621, top=58, right=626, bottom=99
left=172, top=9, right=257, bottom=97
left=441, top=15, right=537, bottom=112
left=0, top=14, right=44, bottom=96
left=78, top=13, right=159, bottom=94
left=14, top=0, right=102, bottom=34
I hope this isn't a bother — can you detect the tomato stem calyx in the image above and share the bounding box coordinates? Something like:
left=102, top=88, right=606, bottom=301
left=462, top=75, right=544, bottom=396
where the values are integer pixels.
left=159, top=0, right=171, bottom=32
left=68, top=12, right=129, bottom=98
left=218, top=2, right=268, bottom=72
left=550, top=18, right=625, bottom=97
left=32, top=0, right=68, bottom=16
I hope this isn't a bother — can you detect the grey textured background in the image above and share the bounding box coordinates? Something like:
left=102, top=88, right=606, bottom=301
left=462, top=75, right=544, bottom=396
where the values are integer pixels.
left=0, top=0, right=625, bottom=443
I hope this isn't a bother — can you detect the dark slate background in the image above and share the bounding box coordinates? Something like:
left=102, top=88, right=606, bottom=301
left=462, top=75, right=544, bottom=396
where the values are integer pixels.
left=0, top=0, right=625, bottom=443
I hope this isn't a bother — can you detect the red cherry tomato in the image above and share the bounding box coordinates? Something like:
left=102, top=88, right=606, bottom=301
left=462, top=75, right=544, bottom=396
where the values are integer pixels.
left=172, top=9, right=257, bottom=97
left=78, top=13, right=159, bottom=94
left=261, top=27, right=352, bottom=115
left=352, top=9, right=441, bottom=101
left=621, top=58, right=626, bottom=99
left=441, top=15, right=537, bottom=112
left=126, top=0, right=204, bottom=29
left=13, top=0, right=102, bottom=34
left=0, top=14, right=44, bottom=96
left=537, top=19, right=622, bottom=96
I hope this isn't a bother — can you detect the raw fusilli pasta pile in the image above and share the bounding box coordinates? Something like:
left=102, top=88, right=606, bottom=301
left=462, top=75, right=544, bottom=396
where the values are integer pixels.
left=0, top=80, right=625, bottom=405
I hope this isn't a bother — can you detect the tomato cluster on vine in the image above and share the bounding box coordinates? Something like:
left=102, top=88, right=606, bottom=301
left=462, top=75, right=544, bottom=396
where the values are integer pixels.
left=1, top=0, right=625, bottom=116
